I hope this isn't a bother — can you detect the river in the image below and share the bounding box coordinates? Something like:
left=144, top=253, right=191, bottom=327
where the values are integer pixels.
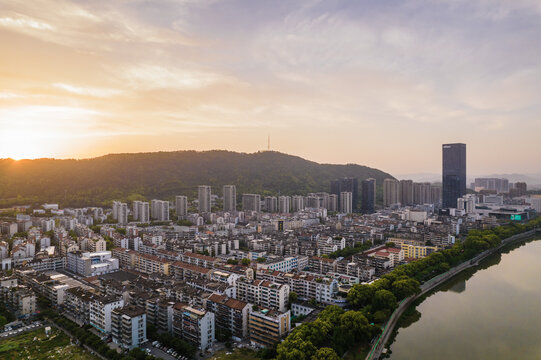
left=387, top=237, right=541, bottom=360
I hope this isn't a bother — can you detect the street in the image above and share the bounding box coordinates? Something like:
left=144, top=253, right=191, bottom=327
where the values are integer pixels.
left=0, top=321, right=44, bottom=340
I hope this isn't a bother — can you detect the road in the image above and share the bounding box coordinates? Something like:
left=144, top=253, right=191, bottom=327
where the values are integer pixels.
left=0, top=321, right=44, bottom=340
left=145, top=345, right=178, bottom=360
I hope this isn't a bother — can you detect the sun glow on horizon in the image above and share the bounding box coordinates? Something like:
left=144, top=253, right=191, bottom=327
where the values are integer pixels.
left=0, top=0, right=540, bottom=173
left=0, top=105, right=105, bottom=160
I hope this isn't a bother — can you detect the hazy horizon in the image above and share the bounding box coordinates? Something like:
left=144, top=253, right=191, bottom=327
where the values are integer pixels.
left=1, top=0, right=540, bottom=175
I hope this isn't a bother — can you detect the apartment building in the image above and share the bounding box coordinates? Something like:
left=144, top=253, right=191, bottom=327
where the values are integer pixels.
left=111, top=305, right=147, bottom=350
left=146, top=299, right=174, bottom=334
left=256, top=269, right=339, bottom=304
left=112, top=248, right=137, bottom=269
left=173, top=304, right=215, bottom=350
left=134, top=253, right=171, bottom=275
left=248, top=308, right=290, bottom=348
left=235, top=278, right=289, bottom=312
left=90, top=295, right=124, bottom=333
left=401, top=243, right=439, bottom=259
left=64, top=287, right=96, bottom=325
left=1, top=286, right=36, bottom=316
left=205, top=293, right=250, bottom=341
left=170, top=261, right=211, bottom=281
left=308, top=256, right=338, bottom=274
left=67, top=251, right=119, bottom=277
left=181, top=252, right=219, bottom=269
left=256, top=256, right=299, bottom=273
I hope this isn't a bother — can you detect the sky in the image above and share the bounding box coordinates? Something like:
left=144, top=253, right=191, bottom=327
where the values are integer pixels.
left=1, top=0, right=540, bottom=176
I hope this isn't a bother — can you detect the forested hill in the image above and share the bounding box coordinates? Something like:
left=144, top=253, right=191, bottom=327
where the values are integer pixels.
left=0, top=151, right=394, bottom=207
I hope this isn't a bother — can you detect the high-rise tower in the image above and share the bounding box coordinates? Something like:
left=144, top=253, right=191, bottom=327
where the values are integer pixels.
left=442, top=143, right=466, bottom=208
left=223, top=185, right=237, bottom=212
left=198, top=185, right=212, bottom=213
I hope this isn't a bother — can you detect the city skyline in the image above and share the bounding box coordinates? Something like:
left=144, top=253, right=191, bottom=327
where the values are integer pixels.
left=1, top=0, right=541, bottom=175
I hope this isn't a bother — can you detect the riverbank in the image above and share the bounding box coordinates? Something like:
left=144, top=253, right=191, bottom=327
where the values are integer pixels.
left=275, top=218, right=541, bottom=360
left=366, top=228, right=540, bottom=360
left=386, top=235, right=541, bottom=359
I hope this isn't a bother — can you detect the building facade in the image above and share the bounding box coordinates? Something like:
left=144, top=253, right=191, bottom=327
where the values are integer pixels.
left=442, top=143, right=467, bottom=208
left=198, top=186, right=212, bottom=213
left=223, top=185, right=237, bottom=212
left=111, top=305, right=147, bottom=350
left=176, top=196, right=188, bottom=217
left=383, top=178, right=399, bottom=207
left=361, top=178, right=376, bottom=213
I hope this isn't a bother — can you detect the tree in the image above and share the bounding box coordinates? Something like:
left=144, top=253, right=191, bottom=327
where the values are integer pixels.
left=288, top=292, right=298, bottom=307
left=256, top=257, right=266, bottom=263
left=347, top=284, right=375, bottom=309
left=372, top=278, right=391, bottom=291
left=276, top=335, right=317, bottom=360
left=241, top=258, right=251, bottom=266
left=391, top=277, right=421, bottom=300
left=311, top=347, right=340, bottom=360
left=318, top=305, right=344, bottom=326
left=227, top=259, right=239, bottom=265
left=372, top=310, right=389, bottom=323
left=372, top=289, right=397, bottom=312
left=339, top=311, right=371, bottom=343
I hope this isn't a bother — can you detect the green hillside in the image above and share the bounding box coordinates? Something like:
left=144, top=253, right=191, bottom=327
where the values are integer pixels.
left=0, top=150, right=394, bottom=207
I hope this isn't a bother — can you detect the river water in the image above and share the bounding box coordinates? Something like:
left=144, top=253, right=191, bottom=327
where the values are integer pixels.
left=388, top=237, right=541, bottom=360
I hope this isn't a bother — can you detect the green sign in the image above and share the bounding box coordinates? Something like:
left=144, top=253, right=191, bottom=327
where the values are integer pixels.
left=510, top=214, right=522, bottom=221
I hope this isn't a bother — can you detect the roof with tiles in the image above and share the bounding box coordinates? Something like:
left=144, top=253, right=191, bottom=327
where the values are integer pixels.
left=171, top=261, right=211, bottom=274
left=183, top=251, right=217, bottom=262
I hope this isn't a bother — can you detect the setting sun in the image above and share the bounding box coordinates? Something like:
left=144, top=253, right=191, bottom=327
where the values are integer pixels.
left=0, top=105, right=105, bottom=159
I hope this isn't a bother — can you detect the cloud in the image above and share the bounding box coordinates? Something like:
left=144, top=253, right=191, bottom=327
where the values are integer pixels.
left=0, top=92, right=24, bottom=99
left=0, top=16, right=54, bottom=30
left=0, top=0, right=540, bottom=172
left=52, top=83, right=123, bottom=98
left=124, top=65, right=240, bottom=90
left=0, top=0, right=194, bottom=53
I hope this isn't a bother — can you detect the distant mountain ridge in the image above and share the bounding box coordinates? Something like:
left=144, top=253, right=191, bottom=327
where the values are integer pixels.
left=0, top=150, right=394, bottom=207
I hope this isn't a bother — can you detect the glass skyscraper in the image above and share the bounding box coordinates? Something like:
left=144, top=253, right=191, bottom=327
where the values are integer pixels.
left=442, top=143, right=466, bottom=208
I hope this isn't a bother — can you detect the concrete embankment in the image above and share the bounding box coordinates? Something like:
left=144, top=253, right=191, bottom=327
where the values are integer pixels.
left=366, top=228, right=539, bottom=360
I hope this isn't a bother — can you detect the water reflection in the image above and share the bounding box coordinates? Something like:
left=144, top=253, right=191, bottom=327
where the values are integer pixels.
left=387, top=237, right=541, bottom=360
left=447, top=279, right=465, bottom=294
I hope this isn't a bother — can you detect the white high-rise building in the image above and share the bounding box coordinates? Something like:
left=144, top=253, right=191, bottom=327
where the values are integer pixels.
left=383, top=179, right=400, bottom=207
left=457, top=194, right=476, bottom=213
left=133, top=201, right=141, bottom=221
left=151, top=200, right=169, bottom=221
left=265, top=196, right=278, bottom=213
left=278, top=196, right=291, bottom=214
left=292, top=196, right=304, bottom=212
left=340, top=192, right=353, bottom=214
left=132, top=201, right=149, bottom=222
left=139, top=202, right=149, bottom=222
left=223, top=185, right=237, bottom=212
left=198, top=186, right=211, bottom=213
left=176, top=196, right=188, bottom=217
left=90, top=296, right=124, bottom=333
left=242, top=194, right=261, bottom=212
left=328, top=194, right=338, bottom=212
left=111, top=305, right=147, bottom=350
left=113, top=201, right=128, bottom=224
